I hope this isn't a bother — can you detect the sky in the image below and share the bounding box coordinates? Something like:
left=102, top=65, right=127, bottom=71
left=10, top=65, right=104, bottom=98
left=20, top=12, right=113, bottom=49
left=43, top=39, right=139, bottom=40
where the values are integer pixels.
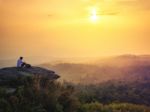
left=0, top=0, right=150, bottom=60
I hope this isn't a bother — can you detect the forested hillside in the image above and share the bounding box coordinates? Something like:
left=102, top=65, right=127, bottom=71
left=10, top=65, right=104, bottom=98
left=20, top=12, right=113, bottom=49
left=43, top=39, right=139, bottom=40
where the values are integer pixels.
left=0, top=76, right=150, bottom=112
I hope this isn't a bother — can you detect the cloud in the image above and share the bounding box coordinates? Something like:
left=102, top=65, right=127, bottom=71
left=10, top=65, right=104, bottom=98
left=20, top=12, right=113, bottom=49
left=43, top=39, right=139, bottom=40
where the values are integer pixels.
left=48, top=14, right=53, bottom=17
left=100, top=11, right=119, bottom=15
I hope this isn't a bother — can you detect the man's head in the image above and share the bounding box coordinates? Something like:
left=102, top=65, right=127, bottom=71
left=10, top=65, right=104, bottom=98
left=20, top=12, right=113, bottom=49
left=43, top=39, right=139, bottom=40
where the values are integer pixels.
left=20, top=57, right=23, bottom=60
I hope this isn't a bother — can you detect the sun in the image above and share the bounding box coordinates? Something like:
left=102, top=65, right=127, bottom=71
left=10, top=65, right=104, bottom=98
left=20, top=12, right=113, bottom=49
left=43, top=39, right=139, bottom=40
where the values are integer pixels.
left=90, top=8, right=98, bottom=22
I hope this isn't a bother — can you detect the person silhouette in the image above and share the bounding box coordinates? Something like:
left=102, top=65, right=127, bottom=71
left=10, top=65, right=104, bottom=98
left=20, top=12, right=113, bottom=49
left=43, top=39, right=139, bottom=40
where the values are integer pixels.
left=17, top=57, right=31, bottom=68
left=17, top=57, right=26, bottom=68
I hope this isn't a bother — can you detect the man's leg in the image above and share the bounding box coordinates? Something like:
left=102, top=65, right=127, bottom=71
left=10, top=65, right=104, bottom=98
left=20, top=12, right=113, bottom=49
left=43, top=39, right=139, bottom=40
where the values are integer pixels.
left=21, top=62, right=26, bottom=68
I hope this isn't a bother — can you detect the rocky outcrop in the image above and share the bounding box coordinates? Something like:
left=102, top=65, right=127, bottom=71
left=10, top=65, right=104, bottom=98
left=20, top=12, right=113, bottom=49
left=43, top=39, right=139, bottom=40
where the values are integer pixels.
left=0, top=67, right=60, bottom=84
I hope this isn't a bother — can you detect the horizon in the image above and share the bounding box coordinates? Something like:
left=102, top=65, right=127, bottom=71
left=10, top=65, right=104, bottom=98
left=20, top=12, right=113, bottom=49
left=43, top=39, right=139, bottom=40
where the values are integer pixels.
left=1, top=54, right=150, bottom=68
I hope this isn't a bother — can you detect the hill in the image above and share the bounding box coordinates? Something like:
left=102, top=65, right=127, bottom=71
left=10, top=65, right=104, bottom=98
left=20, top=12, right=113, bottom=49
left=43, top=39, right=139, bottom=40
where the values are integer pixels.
left=0, top=66, right=150, bottom=112
left=40, top=55, right=150, bottom=84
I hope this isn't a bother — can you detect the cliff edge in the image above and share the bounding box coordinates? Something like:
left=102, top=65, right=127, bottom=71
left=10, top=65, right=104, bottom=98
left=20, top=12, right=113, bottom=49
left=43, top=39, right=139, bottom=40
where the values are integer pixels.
left=0, top=67, right=60, bottom=85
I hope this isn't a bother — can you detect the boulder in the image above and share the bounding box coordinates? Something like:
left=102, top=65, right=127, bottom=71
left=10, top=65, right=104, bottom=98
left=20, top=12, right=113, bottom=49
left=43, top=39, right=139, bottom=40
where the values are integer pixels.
left=0, top=67, right=60, bottom=84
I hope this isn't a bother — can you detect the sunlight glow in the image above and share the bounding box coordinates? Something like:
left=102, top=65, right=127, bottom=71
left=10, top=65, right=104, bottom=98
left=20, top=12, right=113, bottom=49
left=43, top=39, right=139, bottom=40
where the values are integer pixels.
left=90, top=8, right=99, bottom=22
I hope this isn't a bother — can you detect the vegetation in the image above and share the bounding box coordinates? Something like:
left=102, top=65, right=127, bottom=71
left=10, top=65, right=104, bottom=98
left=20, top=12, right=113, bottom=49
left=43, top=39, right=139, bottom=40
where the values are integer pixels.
left=0, top=76, right=150, bottom=112
left=76, top=80, right=150, bottom=106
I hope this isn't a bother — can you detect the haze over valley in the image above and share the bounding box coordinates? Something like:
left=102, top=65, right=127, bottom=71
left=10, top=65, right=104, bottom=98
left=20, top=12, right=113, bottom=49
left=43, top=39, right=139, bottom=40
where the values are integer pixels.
left=39, top=55, right=150, bottom=84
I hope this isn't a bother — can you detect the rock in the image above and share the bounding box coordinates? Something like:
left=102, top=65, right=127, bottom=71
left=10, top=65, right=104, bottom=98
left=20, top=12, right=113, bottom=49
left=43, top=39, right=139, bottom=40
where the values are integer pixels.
left=0, top=67, right=60, bottom=82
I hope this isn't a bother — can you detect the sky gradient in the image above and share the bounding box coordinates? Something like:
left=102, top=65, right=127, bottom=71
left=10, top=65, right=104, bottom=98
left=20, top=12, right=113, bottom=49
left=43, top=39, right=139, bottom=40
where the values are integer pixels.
left=0, top=0, right=150, bottom=59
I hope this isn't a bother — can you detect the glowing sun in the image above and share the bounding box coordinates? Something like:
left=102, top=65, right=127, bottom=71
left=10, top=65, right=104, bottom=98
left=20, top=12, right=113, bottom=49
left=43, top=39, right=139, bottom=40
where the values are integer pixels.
left=90, top=8, right=98, bottom=22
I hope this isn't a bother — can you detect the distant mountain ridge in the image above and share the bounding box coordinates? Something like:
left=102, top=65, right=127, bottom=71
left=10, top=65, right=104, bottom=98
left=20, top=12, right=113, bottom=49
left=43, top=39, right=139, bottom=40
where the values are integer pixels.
left=93, top=54, right=150, bottom=67
left=40, top=55, right=150, bottom=84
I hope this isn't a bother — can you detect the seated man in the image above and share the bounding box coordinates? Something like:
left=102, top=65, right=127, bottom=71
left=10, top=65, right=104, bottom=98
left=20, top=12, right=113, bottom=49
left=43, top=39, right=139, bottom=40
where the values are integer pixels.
left=17, top=57, right=31, bottom=68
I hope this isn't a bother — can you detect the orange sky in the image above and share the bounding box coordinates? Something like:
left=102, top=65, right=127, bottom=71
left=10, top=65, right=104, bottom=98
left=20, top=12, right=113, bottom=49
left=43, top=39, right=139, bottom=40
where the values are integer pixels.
left=0, top=0, right=150, bottom=59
